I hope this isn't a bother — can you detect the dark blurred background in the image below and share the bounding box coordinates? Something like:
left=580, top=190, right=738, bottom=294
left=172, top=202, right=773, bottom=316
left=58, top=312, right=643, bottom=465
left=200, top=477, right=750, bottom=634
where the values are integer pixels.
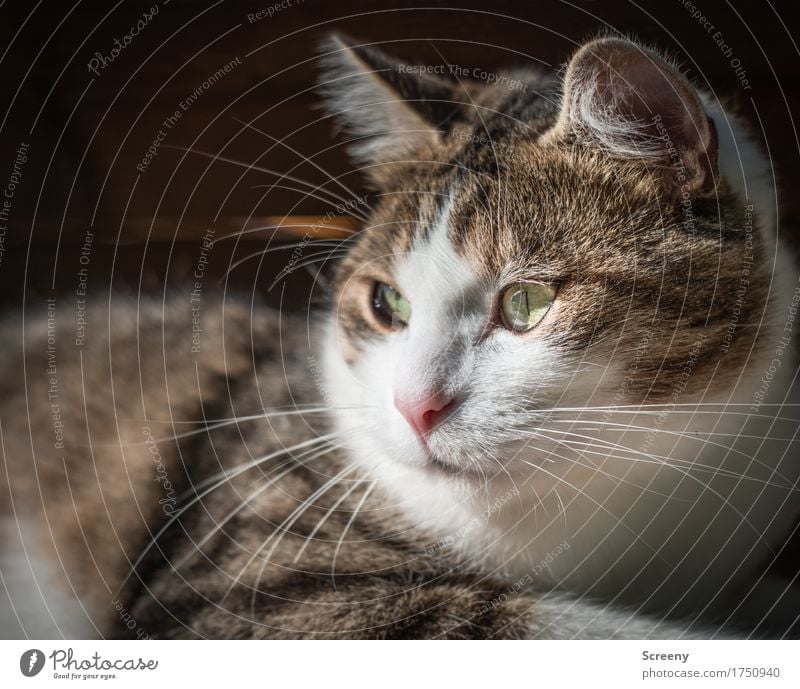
left=0, top=0, right=798, bottom=305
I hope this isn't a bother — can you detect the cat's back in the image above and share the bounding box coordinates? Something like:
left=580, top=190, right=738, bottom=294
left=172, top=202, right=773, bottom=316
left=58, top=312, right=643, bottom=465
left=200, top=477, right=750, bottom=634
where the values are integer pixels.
left=0, top=292, right=315, bottom=637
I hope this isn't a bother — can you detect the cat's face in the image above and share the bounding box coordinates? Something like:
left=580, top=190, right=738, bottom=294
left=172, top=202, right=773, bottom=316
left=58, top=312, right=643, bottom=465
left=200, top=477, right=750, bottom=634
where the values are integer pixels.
left=320, top=36, right=766, bottom=494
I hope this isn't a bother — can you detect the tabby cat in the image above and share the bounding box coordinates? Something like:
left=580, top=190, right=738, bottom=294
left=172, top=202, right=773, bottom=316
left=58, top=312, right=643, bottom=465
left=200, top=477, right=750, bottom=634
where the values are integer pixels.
left=1, top=34, right=798, bottom=639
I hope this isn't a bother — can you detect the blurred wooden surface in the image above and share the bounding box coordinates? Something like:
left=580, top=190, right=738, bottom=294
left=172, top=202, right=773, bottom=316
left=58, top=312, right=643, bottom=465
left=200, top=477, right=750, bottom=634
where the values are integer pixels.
left=87, top=215, right=357, bottom=245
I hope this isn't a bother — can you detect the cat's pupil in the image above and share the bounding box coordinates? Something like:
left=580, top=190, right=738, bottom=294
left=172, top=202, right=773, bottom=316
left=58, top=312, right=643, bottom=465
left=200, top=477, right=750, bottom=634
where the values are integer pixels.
left=372, top=282, right=411, bottom=329
left=500, top=283, right=556, bottom=332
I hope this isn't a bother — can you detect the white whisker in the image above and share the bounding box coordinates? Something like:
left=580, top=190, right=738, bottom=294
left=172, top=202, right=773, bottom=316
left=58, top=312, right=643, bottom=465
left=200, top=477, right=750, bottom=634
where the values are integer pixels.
left=116, top=432, right=340, bottom=596
left=330, top=480, right=378, bottom=590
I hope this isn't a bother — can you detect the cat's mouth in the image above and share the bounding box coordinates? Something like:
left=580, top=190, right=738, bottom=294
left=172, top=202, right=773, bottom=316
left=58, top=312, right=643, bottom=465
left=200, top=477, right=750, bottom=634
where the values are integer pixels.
left=393, top=403, right=488, bottom=480
left=423, top=451, right=484, bottom=481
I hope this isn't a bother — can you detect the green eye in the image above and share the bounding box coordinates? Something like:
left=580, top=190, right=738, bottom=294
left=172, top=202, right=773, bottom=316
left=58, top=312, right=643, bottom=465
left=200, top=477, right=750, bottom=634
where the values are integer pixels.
left=372, top=282, right=411, bottom=328
left=500, top=282, right=556, bottom=332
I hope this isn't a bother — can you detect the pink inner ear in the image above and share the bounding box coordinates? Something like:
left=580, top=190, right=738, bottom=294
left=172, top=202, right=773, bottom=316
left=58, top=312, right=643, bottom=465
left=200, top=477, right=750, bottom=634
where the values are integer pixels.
left=561, top=38, right=718, bottom=194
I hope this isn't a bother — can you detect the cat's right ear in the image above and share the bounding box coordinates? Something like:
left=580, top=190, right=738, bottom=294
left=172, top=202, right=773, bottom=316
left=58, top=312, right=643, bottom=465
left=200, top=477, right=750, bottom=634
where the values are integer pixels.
left=317, top=34, right=461, bottom=186
left=550, top=36, right=718, bottom=196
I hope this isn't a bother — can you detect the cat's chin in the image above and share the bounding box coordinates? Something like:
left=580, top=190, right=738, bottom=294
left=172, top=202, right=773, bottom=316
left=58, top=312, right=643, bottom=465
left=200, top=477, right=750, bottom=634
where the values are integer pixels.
left=424, top=454, right=483, bottom=481
left=388, top=435, right=487, bottom=483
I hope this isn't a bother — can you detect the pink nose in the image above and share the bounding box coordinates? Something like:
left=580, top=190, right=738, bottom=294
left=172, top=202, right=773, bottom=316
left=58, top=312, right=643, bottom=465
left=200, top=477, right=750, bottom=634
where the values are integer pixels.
left=394, top=391, right=453, bottom=440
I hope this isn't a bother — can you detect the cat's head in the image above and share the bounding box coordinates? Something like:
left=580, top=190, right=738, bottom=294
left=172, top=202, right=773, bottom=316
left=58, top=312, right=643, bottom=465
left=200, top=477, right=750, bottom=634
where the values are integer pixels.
left=317, top=34, right=770, bottom=494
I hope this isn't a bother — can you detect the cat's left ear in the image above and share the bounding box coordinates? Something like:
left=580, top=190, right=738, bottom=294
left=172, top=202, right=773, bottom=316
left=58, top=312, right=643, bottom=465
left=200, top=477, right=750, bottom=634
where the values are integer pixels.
left=318, top=34, right=462, bottom=185
left=552, top=37, right=718, bottom=195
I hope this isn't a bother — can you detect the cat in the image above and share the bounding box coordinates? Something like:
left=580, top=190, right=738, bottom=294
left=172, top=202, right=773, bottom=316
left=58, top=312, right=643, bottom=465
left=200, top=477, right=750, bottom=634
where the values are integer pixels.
left=1, top=33, right=798, bottom=639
